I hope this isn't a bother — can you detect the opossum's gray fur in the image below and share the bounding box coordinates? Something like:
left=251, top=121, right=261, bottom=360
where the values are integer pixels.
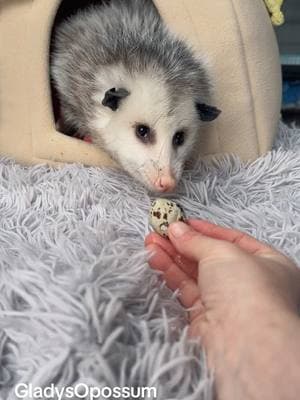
left=51, top=0, right=211, bottom=136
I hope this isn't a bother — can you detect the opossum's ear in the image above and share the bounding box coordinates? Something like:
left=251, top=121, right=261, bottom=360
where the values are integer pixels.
left=102, top=88, right=130, bottom=111
left=196, top=103, right=221, bottom=121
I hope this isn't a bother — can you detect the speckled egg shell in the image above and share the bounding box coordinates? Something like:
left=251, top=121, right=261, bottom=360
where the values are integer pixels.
left=149, top=198, right=186, bottom=238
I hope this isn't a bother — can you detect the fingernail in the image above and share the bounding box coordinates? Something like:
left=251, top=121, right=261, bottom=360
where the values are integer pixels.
left=169, top=222, right=190, bottom=238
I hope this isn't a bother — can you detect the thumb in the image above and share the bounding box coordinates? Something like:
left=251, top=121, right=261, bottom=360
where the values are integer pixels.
left=168, top=221, right=234, bottom=262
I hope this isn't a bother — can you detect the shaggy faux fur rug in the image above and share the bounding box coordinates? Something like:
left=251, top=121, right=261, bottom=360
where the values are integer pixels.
left=1, top=122, right=300, bottom=400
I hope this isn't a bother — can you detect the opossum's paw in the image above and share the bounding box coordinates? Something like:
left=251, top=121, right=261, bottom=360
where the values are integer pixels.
left=149, top=198, right=186, bottom=238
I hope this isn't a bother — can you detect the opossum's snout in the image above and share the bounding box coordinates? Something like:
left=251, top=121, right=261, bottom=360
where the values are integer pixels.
left=133, top=130, right=182, bottom=192
left=152, top=170, right=177, bottom=193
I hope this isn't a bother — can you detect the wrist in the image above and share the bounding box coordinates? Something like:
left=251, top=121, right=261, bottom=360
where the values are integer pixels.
left=210, top=307, right=300, bottom=400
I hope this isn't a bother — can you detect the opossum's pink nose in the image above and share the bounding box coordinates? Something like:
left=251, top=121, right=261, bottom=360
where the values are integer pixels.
left=154, top=175, right=176, bottom=192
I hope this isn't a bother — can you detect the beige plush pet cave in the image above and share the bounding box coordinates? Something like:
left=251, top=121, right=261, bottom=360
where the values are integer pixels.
left=0, top=0, right=281, bottom=167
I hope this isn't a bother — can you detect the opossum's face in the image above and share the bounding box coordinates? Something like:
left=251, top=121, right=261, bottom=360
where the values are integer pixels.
left=91, top=75, right=220, bottom=193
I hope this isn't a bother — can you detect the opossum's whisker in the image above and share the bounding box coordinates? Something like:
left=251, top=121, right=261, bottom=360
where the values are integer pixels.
left=144, top=158, right=160, bottom=181
left=136, top=161, right=147, bottom=172
left=137, top=163, right=153, bottom=187
left=157, top=133, right=170, bottom=170
left=144, top=170, right=154, bottom=187
left=153, top=159, right=160, bottom=171
left=178, top=119, right=189, bottom=126
left=153, top=111, right=165, bottom=127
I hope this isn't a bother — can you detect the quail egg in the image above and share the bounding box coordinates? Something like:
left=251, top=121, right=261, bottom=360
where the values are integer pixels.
left=149, top=198, right=186, bottom=238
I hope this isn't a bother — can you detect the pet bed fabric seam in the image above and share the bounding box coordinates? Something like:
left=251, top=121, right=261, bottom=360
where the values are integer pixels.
left=230, top=0, right=260, bottom=155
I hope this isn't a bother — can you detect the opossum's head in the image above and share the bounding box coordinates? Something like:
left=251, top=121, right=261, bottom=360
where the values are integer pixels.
left=91, top=73, right=220, bottom=193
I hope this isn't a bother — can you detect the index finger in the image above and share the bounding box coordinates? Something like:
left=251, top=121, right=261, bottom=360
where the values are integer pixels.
left=188, top=219, right=273, bottom=255
left=145, top=232, right=198, bottom=280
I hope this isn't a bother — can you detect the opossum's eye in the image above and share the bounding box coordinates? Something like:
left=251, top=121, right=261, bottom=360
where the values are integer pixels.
left=135, top=124, right=152, bottom=143
left=196, top=103, right=221, bottom=121
left=172, top=131, right=185, bottom=148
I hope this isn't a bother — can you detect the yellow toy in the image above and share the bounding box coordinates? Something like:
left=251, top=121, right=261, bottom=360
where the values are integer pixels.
left=264, top=0, right=285, bottom=26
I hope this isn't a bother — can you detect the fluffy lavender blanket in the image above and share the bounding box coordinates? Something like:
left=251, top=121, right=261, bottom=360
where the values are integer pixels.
left=0, top=122, right=300, bottom=400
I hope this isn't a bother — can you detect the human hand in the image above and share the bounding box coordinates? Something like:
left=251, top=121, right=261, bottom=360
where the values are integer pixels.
left=145, top=220, right=300, bottom=399
left=145, top=219, right=300, bottom=337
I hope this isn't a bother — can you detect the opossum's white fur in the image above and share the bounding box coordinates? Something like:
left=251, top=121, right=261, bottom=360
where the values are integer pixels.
left=51, top=0, right=219, bottom=192
left=90, top=66, right=199, bottom=188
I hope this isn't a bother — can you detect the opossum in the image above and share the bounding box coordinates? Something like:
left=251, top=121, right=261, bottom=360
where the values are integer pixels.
left=51, top=0, right=221, bottom=193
